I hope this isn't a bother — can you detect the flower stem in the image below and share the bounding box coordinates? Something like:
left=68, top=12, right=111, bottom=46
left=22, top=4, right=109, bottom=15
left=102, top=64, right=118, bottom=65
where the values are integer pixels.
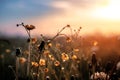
left=27, top=30, right=31, bottom=77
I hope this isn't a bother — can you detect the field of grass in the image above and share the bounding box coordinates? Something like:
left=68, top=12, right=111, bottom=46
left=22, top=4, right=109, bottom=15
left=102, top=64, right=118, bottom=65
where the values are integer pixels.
left=0, top=24, right=120, bottom=80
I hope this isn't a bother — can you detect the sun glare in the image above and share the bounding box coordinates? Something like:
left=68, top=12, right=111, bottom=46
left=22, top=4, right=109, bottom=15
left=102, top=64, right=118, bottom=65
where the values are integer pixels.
left=92, top=0, right=120, bottom=20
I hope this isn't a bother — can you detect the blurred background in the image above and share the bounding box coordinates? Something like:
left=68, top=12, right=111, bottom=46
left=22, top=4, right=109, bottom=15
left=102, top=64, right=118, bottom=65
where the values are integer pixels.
left=0, top=0, right=120, bottom=80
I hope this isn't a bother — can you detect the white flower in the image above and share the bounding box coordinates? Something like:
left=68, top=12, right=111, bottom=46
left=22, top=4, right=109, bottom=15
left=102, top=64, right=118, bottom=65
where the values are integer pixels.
left=116, top=61, right=120, bottom=70
left=91, top=72, right=109, bottom=80
left=99, top=72, right=109, bottom=79
left=91, top=72, right=99, bottom=79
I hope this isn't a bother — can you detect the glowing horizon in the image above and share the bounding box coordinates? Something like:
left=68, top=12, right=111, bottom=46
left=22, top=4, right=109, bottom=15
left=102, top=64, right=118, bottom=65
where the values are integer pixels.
left=0, top=0, right=120, bottom=36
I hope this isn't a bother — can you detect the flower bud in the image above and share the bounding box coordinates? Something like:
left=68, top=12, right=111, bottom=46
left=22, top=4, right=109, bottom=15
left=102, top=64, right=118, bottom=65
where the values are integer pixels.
left=16, top=48, right=21, bottom=57
left=38, top=41, right=45, bottom=52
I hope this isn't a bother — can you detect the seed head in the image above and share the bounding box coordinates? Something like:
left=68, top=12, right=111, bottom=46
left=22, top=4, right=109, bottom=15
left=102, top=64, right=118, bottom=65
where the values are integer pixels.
left=31, top=62, right=39, bottom=67
left=72, top=55, right=77, bottom=60
left=16, top=48, right=21, bottom=57
left=80, top=26, right=82, bottom=29
left=54, top=61, right=60, bottom=66
left=61, top=53, right=69, bottom=61
left=38, top=41, right=45, bottom=52
left=44, top=68, right=49, bottom=73
left=73, top=48, right=79, bottom=52
left=16, top=24, right=19, bottom=27
left=39, top=59, right=46, bottom=66
left=24, top=24, right=35, bottom=30
left=66, top=24, right=70, bottom=27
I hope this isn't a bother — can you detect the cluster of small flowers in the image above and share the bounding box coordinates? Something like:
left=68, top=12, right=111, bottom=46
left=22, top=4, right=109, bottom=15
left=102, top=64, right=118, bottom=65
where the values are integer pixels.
left=90, top=72, right=109, bottom=80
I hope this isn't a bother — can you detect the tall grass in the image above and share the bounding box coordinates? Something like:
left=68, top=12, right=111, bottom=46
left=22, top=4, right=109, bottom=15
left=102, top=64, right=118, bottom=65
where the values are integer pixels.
left=0, top=23, right=120, bottom=80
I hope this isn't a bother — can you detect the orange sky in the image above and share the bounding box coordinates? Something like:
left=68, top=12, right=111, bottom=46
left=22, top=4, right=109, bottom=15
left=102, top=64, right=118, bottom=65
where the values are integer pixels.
left=1, top=0, right=120, bottom=36
left=30, top=0, right=120, bottom=36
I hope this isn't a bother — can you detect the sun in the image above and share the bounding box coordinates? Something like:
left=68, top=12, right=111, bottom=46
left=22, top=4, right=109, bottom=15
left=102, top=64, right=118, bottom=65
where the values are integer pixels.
left=92, top=0, right=120, bottom=20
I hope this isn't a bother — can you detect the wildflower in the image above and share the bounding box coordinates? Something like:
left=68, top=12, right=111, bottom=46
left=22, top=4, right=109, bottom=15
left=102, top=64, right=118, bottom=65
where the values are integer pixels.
left=24, top=25, right=35, bottom=30
left=39, top=59, right=46, bottom=66
left=90, top=72, right=109, bottom=80
left=61, top=67, right=64, bottom=70
left=31, top=62, right=39, bottom=67
left=48, top=54, right=52, bottom=58
left=48, top=43, right=52, bottom=47
left=72, top=55, right=77, bottom=60
left=90, top=72, right=99, bottom=80
left=48, top=54, right=55, bottom=60
left=16, top=48, right=21, bottom=57
left=43, top=50, right=50, bottom=56
left=93, top=41, right=98, bottom=46
left=73, top=48, right=79, bottom=52
left=46, top=76, right=50, bottom=80
left=116, top=61, right=120, bottom=70
left=66, top=37, right=72, bottom=43
left=38, top=41, right=45, bottom=52
left=32, top=73, right=39, bottom=77
left=5, top=49, right=11, bottom=53
left=31, top=38, right=37, bottom=44
left=54, top=61, right=60, bottom=66
left=27, top=37, right=37, bottom=44
left=100, top=72, right=109, bottom=79
left=48, top=54, right=55, bottom=61
left=44, top=68, right=49, bottom=73
left=77, top=60, right=80, bottom=63
left=61, top=53, right=69, bottom=61
left=33, top=73, right=37, bottom=76
left=56, top=43, right=61, bottom=48
left=19, top=57, right=26, bottom=63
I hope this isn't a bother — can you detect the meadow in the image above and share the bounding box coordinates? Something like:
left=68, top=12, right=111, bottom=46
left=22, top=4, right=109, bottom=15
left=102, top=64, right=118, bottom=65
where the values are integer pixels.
left=0, top=23, right=120, bottom=80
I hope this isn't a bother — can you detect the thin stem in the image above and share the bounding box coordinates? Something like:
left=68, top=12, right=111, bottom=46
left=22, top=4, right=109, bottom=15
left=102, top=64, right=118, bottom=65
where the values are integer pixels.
left=51, top=26, right=67, bottom=41
left=37, top=54, right=42, bottom=80
left=22, top=24, right=31, bottom=38
left=17, top=23, right=33, bottom=78
left=27, top=30, right=31, bottom=77
left=21, top=24, right=31, bottom=77
left=16, top=57, right=19, bottom=80
left=8, top=65, right=18, bottom=80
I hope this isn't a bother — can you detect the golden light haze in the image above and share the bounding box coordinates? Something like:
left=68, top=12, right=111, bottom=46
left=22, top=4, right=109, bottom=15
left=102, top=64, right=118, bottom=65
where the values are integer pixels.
left=93, top=0, right=120, bottom=20
left=25, top=0, right=120, bottom=36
